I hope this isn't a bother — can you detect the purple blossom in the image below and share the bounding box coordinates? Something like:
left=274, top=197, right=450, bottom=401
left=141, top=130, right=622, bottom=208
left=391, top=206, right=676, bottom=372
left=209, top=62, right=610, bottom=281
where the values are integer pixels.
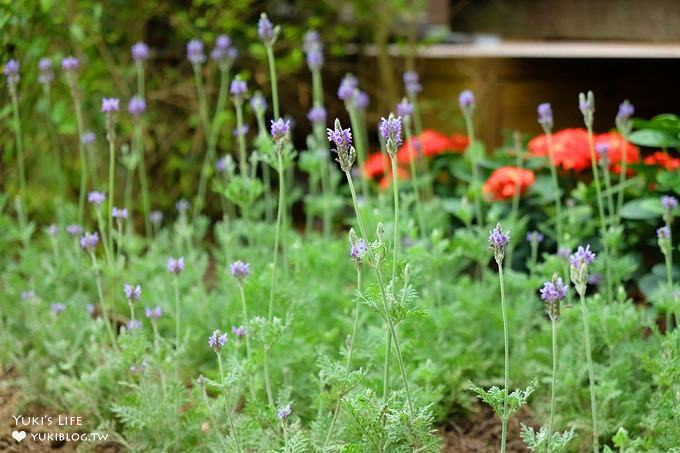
left=540, top=277, right=568, bottom=302
left=126, top=319, right=142, bottom=331
left=112, top=207, right=128, bottom=219
left=303, top=30, right=321, bottom=53
left=145, top=305, right=163, bottom=319
left=250, top=92, right=267, bottom=113
left=307, top=106, right=327, bottom=125
left=661, top=195, right=678, bottom=211
left=350, top=238, right=367, bottom=261
left=558, top=247, right=571, bottom=260
left=215, top=35, right=232, bottom=51
left=258, top=13, right=275, bottom=43
left=230, top=260, right=250, bottom=281
left=79, top=232, right=99, bottom=251
left=150, top=210, right=163, bottom=225
left=397, top=99, right=413, bottom=118
left=458, top=89, right=475, bottom=110
left=86, top=303, right=95, bottom=315
left=570, top=245, right=596, bottom=268
left=128, top=96, right=146, bottom=116
left=101, top=98, right=120, bottom=113
left=537, top=102, right=553, bottom=130
left=588, top=273, right=602, bottom=285
left=306, top=49, right=323, bottom=70
left=617, top=100, right=634, bottom=121
left=233, top=125, right=249, bottom=137
left=488, top=223, right=510, bottom=258
left=167, top=257, right=185, bottom=274
left=176, top=199, right=190, bottom=213
left=379, top=115, right=403, bottom=150
left=47, top=224, right=58, bottom=237
left=596, top=142, right=610, bottom=164
left=355, top=91, right=369, bottom=110
left=230, top=77, right=247, bottom=101
left=216, top=157, right=227, bottom=172
left=270, top=118, right=290, bottom=142
left=124, top=284, right=142, bottom=302
left=526, top=231, right=544, bottom=243
left=131, top=42, right=150, bottom=61
left=61, top=56, right=79, bottom=71
left=66, top=224, right=82, bottom=236
left=211, top=35, right=234, bottom=64
left=4, top=59, right=19, bottom=84
left=88, top=191, right=106, bottom=205
left=208, top=329, right=228, bottom=352
left=338, top=74, right=358, bottom=102
left=657, top=225, right=671, bottom=240
left=327, top=125, right=352, bottom=150
left=231, top=325, right=246, bottom=337
left=38, top=58, right=54, bottom=85
left=21, top=290, right=35, bottom=301
left=277, top=404, right=292, bottom=421
left=187, top=39, right=206, bottom=65
left=403, top=71, right=422, bottom=95
left=81, top=131, right=96, bottom=145
left=51, top=303, right=66, bottom=315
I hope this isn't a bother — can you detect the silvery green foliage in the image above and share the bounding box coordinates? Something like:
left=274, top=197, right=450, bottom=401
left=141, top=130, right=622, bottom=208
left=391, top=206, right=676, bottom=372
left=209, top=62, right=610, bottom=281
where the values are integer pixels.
left=359, top=280, right=426, bottom=325
left=223, top=175, right=263, bottom=208
left=520, top=424, right=577, bottom=453
left=468, top=378, right=538, bottom=420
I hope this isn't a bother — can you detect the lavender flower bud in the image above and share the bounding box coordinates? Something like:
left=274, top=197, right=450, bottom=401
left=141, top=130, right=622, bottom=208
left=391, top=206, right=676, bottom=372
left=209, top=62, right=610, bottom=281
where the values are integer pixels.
left=51, top=303, right=66, bottom=315
left=127, top=96, right=146, bottom=117
left=61, top=56, right=80, bottom=72
left=355, top=91, right=369, bottom=111
left=258, top=13, right=277, bottom=45
left=338, top=74, right=358, bottom=102
left=230, top=260, right=250, bottom=282
left=327, top=119, right=355, bottom=172
left=250, top=91, right=267, bottom=114
left=397, top=99, right=413, bottom=118
left=233, top=125, right=249, bottom=137
left=187, top=39, right=206, bottom=65
left=596, top=142, right=610, bottom=167
left=21, top=290, right=36, bottom=301
left=540, top=274, right=568, bottom=320
left=658, top=226, right=672, bottom=255
left=277, top=404, right=292, bottom=421
left=306, top=49, right=324, bottom=71
left=303, top=30, right=321, bottom=53
left=215, top=34, right=232, bottom=51
left=570, top=244, right=596, bottom=295
left=66, top=224, right=82, bottom=236
left=578, top=91, right=595, bottom=128
left=86, top=303, right=95, bottom=315
left=176, top=199, right=189, bottom=213
left=211, top=35, right=235, bottom=68
left=379, top=114, right=403, bottom=155
left=167, top=257, right=185, bottom=274
left=4, top=59, right=20, bottom=84
left=230, top=77, right=248, bottom=104
left=458, top=89, right=475, bottom=113
left=350, top=236, right=368, bottom=269
left=79, top=232, right=99, bottom=251
left=657, top=225, right=670, bottom=240
left=231, top=325, right=246, bottom=337
left=150, top=210, right=163, bottom=226
left=38, top=58, right=54, bottom=86
left=270, top=118, right=290, bottom=145
left=537, top=102, right=553, bottom=132
left=661, top=195, right=678, bottom=211
left=488, top=223, right=510, bottom=264
left=101, top=98, right=120, bottom=113
left=88, top=191, right=106, bottom=205
left=124, top=284, right=142, bottom=302
left=47, top=224, right=58, bottom=237
left=403, top=71, right=422, bottom=95
left=131, top=42, right=150, bottom=61
left=81, top=131, right=96, bottom=145
left=216, top=155, right=234, bottom=174
left=526, top=231, right=544, bottom=244
left=307, top=106, right=326, bottom=125
left=616, top=100, right=634, bottom=122
left=208, top=329, right=228, bottom=352
left=145, top=305, right=163, bottom=319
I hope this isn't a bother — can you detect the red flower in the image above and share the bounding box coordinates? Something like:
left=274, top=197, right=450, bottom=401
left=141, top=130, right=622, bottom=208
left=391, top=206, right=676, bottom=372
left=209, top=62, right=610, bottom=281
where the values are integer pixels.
left=643, top=151, right=680, bottom=171
left=378, top=166, right=410, bottom=190
left=483, top=166, right=536, bottom=201
left=396, top=129, right=468, bottom=164
left=528, top=128, right=592, bottom=171
left=594, top=131, right=639, bottom=173
left=364, top=152, right=390, bottom=178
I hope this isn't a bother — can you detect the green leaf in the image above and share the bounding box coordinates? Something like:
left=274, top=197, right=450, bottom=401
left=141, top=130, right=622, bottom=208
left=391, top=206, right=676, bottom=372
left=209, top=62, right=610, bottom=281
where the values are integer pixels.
left=628, top=129, right=680, bottom=148
left=619, top=198, right=661, bottom=220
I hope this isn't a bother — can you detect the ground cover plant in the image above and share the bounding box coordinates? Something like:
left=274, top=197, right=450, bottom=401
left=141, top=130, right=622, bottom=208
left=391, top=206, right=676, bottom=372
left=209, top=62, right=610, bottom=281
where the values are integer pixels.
left=2, top=10, right=680, bottom=453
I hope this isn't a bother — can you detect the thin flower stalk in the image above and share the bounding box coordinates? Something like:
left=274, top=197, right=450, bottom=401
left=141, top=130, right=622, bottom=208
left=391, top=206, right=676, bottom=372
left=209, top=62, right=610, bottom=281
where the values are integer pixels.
left=506, top=132, right=524, bottom=269
left=579, top=291, right=599, bottom=452
left=403, top=116, right=426, bottom=239
left=545, top=133, right=564, bottom=245
left=237, top=285, right=252, bottom=363
left=498, top=261, right=510, bottom=453
left=406, top=91, right=434, bottom=198
left=133, top=123, right=152, bottom=237
left=459, top=91, right=483, bottom=226
left=216, top=353, right=244, bottom=453
left=90, top=252, right=118, bottom=349
left=199, top=380, right=230, bottom=451
left=347, top=104, right=370, bottom=200
left=615, top=100, right=634, bottom=221
left=66, top=72, right=89, bottom=225
left=106, top=134, right=116, bottom=255
left=7, top=79, right=28, bottom=234
left=265, top=45, right=280, bottom=120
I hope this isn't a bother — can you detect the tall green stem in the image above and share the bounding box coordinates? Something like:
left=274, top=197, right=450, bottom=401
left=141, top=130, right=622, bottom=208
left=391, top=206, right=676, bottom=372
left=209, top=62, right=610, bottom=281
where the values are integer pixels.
left=616, top=137, right=629, bottom=222
left=107, top=137, right=116, bottom=256
left=497, top=261, right=509, bottom=453
left=174, top=277, right=181, bottom=350
left=404, top=121, right=426, bottom=239
left=549, top=317, right=557, bottom=442
left=266, top=45, right=280, bottom=120
left=8, top=85, right=27, bottom=236
left=217, top=354, right=244, bottom=453
left=68, top=78, right=88, bottom=225
left=91, top=253, right=118, bottom=350
left=463, top=113, right=483, bottom=226
left=134, top=124, right=152, bottom=237
left=235, top=102, right=248, bottom=176
left=579, top=292, right=599, bottom=453
left=347, top=105, right=370, bottom=200
left=238, top=285, right=252, bottom=362
left=546, top=132, right=564, bottom=245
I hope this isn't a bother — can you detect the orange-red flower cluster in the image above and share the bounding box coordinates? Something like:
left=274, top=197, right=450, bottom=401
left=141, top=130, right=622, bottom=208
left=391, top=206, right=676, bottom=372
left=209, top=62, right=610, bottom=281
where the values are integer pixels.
left=528, top=129, right=639, bottom=172
left=643, top=151, right=680, bottom=171
left=482, top=166, right=536, bottom=201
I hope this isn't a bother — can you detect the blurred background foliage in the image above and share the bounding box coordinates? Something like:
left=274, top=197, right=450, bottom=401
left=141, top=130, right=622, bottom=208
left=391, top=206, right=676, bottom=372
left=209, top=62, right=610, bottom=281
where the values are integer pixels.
left=0, top=0, right=425, bottom=222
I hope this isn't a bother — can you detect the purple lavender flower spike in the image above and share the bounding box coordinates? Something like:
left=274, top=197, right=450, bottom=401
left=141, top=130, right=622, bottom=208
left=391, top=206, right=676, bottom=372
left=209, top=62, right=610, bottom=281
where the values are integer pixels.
left=596, top=142, right=610, bottom=166
left=403, top=71, right=422, bottom=95
left=307, top=106, right=326, bottom=125
left=458, top=89, right=475, bottom=111
left=47, top=224, right=58, bottom=237
left=208, top=329, right=228, bottom=352
left=230, top=77, right=248, bottom=103
left=258, top=13, right=276, bottom=44
left=231, top=325, right=246, bottom=337
left=131, top=42, right=150, bottom=61
left=215, top=35, right=231, bottom=51
left=570, top=244, right=596, bottom=268
left=128, top=96, right=146, bottom=116
left=397, top=99, right=413, bottom=118
left=51, top=303, right=66, bottom=315
left=657, top=225, right=671, bottom=240
left=38, top=58, right=54, bottom=86
left=277, top=404, right=292, bottom=421
left=176, top=198, right=190, bottom=213
left=355, top=91, right=369, bottom=110
left=81, top=131, right=96, bottom=145
left=211, top=35, right=235, bottom=66
left=379, top=115, right=403, bottom=154
left=101, top=98, right=120, bottom=113
left=540, top=277, right=569, bottom=302
left=150, top=210, right=163, bottom=226
left=86, top=303, right=95, bottom=315
left=537, top=102, right=553, bottom=132
left=230, top=260, right=250, bottom=282
left=21, top=290, right=35, bottom=301
left=558, top=247, right=571, bottom=260
left=112, top=207, right=129, bottom=219
left=338, top=74, right=358, bottom=102
left=61, top=56, right=79, bottom=71
left=526, top=231, right=544, bottom=243
left=124, top=284, right=142, bottom=302
left=350, top=238, right=367, bottom=261
left=250, top=92, right=267, bottom=114
left=88, top=191, right=106, bottom=205
left=617, top=100, right=634, bottom=121
left=79, top=232, right=99, bottom=251
left=488, top=223, right=510, bottom=263
left=306, top=49, right=323, bottom=70
left=66, top=224, right=82, bottom=236
left=187, top=39, right=206, bottom=65
left=167, top=257, right=185, bottom=274
left=270, top=118, right=290, bottom=143
left=4, top=59, right=19, bottom=84
left=661, top=195, right=678, bottom=211
left=328, top=119, right=356, bottom=172
left=145, top=305, right=163, bottom=319
left=126, top=319, right=142, bottom=331
left=327, top=122, right=353, bottom=150
left=303, top=30, right=321, bottom=52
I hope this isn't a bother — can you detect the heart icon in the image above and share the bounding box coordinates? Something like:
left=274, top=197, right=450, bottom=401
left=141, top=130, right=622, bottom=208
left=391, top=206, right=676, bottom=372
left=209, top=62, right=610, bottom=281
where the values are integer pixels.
left=12, top=430, right=27, bottom=442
